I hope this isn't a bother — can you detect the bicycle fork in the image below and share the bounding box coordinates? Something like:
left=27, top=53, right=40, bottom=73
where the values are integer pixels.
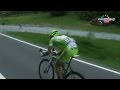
left=44, top=59, right=53, bottom=73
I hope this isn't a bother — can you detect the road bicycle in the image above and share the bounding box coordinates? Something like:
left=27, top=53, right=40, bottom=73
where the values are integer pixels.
left=39, top=48, right=85, bottom=79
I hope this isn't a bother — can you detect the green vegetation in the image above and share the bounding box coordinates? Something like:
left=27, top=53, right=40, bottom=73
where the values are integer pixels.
left=0, top=12, right=120, bottom=34
left=6, top=32, right=120, bottom=70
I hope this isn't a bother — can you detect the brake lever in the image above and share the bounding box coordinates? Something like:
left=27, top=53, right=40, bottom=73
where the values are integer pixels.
left=39, top=49, right=44, bottom=57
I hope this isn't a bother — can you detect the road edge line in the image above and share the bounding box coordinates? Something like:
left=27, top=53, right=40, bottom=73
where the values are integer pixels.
left=0, top=32, right=120, bottom=75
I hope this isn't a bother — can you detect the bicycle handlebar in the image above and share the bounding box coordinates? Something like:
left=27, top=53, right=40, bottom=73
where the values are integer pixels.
left=39, top=49, right=46, bottom=57
left=39, top=48, right=58, bottom=57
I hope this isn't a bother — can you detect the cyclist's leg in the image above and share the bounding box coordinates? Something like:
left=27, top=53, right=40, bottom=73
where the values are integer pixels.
left=55, top=60, right=63, bottom=79
left=55, top=47, right=78, bottom=79
left=55, top=48, right=68, bottom=79
left=55, top=47, right=71, bottom=79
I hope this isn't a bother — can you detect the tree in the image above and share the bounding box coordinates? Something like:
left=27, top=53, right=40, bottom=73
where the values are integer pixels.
left=76, top=11, right=99, bottom=21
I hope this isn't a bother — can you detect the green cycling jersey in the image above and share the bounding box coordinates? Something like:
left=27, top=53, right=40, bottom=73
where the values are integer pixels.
left=49, top=35, right=77, bottom=49
left=49, top=35, right=78, bottom=62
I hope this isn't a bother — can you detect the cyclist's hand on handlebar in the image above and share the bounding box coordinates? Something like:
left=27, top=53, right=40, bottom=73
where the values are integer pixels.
left=39, top=48, right=49, bottom=57
left=39, top=49, right=45, bottom=57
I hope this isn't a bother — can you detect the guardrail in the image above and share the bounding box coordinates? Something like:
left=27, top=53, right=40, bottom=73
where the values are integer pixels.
left=0, top=24, right=120, bottom=41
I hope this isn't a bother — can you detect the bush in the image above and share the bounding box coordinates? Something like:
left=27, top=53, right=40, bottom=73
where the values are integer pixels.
left=75, top=11, right=120, bottom=26
left=113, top=12, right=120, bottom=26
left=76, top=11, right=99, bottom=21
left=49, top=11, right=69, bottom=17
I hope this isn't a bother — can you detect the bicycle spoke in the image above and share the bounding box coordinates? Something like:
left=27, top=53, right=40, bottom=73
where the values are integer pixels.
left=44, top=65, right=51, bottom=73
left=39, top=59, right=54, bottom=79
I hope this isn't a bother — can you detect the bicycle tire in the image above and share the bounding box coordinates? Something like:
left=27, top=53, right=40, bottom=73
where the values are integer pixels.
left=39, top=59, right=54, bottom=79
left=65, top=71, right=85, bottom=79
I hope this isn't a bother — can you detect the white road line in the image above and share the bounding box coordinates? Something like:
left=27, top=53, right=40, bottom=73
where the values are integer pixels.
left=0, top=33, right=47, bottom=50
left=74, top=58, right=120, bottom=75
left=0, top=33, right=120, bottom=75
left=0, top=73, right=6, bottom=79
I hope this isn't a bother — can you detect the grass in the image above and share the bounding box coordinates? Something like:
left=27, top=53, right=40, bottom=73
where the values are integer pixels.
left=6, top=31, right=120, bottom=70
left=0, top=12, right=120, bottom=34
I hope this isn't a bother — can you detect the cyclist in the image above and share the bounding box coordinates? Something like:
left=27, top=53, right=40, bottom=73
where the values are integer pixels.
left=41, top=29, right=79, bottom=79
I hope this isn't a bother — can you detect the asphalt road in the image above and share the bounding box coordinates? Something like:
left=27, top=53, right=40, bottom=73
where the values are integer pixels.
left=0, top=33, right=120, bottom=79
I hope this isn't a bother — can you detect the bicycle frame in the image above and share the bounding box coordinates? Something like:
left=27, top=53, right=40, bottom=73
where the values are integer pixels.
left=50, top=55, right=73, bottom=78
left=62, top=57, right=73, bottom=78
left=40, top=48, right=74, bottom=79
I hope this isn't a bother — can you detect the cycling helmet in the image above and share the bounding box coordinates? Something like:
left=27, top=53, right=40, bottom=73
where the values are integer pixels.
left=49, top=29, right=60, bottom=38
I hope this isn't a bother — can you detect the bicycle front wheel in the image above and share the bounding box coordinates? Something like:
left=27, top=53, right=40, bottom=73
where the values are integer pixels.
left=39, top=59, right=54, bottom=79
left=65, top=71, right=85, bottom=79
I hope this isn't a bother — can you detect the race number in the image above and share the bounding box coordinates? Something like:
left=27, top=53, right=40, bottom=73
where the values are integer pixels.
left=64, top=37, right=71, bottom=44
left=68, top=42, right=77, bottom=48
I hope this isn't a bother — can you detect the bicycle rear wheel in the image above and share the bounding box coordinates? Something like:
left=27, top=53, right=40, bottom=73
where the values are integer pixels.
left=65, top=71, right=85, bottom=79
left=39, top=59, right=54, bottom=79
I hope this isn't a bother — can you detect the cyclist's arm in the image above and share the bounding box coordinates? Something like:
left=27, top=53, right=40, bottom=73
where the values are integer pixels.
left=42, top=46, right=52, bottom=56
left=42, top=39, right=53, bottom=56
